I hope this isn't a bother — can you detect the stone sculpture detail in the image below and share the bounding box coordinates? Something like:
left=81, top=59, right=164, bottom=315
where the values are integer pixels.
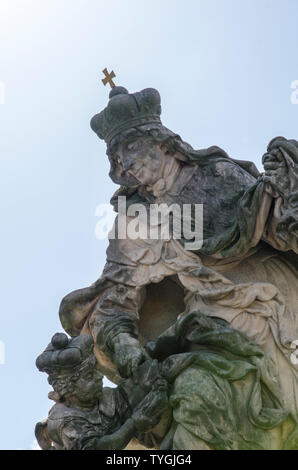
left=36, top=81, right=298, bottom=450
left=35, top=333, right=170, bottom=450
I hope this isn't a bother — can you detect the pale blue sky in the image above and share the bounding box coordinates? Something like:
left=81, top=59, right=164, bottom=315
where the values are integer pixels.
left=0, top=0, right=297, bottom=449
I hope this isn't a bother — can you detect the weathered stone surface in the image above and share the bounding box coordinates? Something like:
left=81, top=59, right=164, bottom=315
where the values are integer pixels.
left=36, top=85, right=298, bottom=450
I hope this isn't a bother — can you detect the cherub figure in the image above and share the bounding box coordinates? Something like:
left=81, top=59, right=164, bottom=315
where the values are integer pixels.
left=35, top=333, right=168, bottom=450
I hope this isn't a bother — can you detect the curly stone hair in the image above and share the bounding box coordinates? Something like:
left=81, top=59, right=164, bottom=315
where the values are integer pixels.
left=47, top=354, right=97, bottom=402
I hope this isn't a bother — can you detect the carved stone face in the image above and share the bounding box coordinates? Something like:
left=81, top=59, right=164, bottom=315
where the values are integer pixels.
left=112, top=137, right=166, bottom=186
left=72, top=368, right=103, bottom=405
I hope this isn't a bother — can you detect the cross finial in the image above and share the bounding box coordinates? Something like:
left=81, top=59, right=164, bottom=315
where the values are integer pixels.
left=102, top=68, right=116, bottom=88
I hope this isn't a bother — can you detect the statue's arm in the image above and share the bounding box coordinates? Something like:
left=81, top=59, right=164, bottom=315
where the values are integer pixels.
left=88, top=230, right=154, bottom=378
left=79, top=418, right=136, bottom=450
left=60, top=386, right=168, bottom=450
left=59, top=222, right=156, bottom=379
left=88, top=273, right=149, bottom=378
left=57, top=416, right=135, bottom=450
left=81, top=385, right=169, bottom=450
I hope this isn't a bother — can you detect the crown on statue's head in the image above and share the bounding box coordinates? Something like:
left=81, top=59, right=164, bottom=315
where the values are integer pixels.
left=36, top=333, right=96, bottom=377
left=90, top=86, right=162, bottom=144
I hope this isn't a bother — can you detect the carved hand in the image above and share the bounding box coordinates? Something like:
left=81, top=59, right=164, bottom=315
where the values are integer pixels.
left=132, top=386, right=169, bottom=433
left=263, top=147, right=297, bottom=201
left=113, top=333, right=148, bottom=379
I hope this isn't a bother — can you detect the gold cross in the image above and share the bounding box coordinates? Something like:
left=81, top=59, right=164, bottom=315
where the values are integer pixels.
left=102, top=68, right=116, bottom=88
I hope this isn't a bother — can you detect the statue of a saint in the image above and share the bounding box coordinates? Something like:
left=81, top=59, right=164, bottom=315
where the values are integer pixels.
left=40, top=84, right=298, bottom=449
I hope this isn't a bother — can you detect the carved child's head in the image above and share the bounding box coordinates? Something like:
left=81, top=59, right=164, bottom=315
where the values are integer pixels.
left=36, top=333, right=103, bottom=407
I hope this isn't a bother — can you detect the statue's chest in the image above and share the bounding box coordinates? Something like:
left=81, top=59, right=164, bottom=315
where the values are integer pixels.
left=177, top=164, right=250, bottom=204
left=164, top=164, right=253, bottom=237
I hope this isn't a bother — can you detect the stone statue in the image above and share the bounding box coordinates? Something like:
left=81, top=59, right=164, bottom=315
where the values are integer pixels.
left=36, top=80, right=298, bottom=449
left=35, top=333, right=169, bottom=450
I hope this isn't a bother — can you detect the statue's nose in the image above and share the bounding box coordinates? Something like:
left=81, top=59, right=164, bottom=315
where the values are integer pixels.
left=120, top=153, right=134, bottom=171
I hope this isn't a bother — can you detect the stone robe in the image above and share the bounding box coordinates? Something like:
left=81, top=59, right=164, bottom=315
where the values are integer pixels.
left=59, top=139, right=298, bottom=449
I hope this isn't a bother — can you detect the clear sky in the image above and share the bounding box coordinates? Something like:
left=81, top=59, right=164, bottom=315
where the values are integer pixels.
left=0, top=0, right=297, bottom=450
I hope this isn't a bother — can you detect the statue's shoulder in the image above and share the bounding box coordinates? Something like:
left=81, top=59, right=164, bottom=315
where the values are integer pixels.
left=189, top=144, right=260, bottom=180
left=48, top=403, right=86, bottom=422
